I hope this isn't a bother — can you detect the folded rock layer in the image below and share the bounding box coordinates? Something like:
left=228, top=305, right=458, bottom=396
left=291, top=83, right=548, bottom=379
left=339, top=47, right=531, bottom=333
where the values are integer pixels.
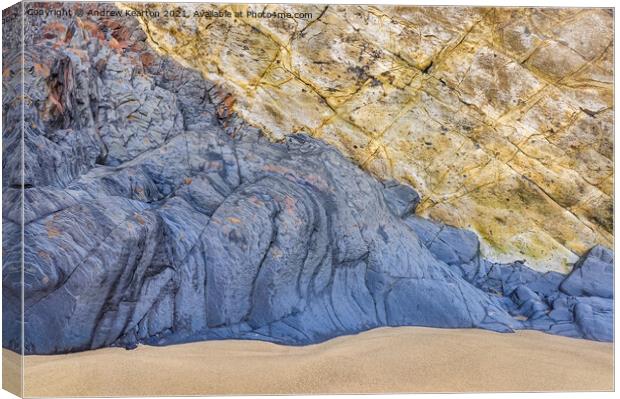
left=125, top=3, right=614, bottom=271
left=1, top=3, right=613, bottom=355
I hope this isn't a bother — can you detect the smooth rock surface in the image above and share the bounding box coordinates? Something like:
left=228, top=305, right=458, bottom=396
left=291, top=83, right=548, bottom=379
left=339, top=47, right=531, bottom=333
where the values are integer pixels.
left=560, top=245, right=614, bottom=298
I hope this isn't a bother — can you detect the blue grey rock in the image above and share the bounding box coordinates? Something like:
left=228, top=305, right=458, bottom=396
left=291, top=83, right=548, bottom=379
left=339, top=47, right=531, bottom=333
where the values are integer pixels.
left=405, top=216, right=479, bottom=266
left=409, top=218, right=614, bottom=342
left=511, top=286, right=548, bottom=320
left=573, top=297, right=613, bottom=341
left=382, top=180, right=420, bottom=218
left=560, top=245, right=613, bottom=298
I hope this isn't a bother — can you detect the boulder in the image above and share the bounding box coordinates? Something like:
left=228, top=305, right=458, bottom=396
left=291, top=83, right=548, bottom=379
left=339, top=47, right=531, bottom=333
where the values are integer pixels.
left=560, top=245, right=614, bottom=298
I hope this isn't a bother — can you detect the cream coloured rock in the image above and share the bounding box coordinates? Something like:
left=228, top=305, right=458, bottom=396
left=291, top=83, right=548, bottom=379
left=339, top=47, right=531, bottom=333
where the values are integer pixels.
left=123, top=3, right=613, bottom=271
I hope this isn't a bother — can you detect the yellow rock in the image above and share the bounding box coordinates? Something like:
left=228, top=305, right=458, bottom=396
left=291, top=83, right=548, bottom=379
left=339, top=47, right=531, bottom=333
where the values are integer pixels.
left=122, top=3, right=613, bottom=272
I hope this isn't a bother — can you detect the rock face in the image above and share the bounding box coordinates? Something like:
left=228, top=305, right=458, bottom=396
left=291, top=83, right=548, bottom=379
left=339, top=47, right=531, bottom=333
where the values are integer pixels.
left=1, top=3, right=614, bottom=355
left=128, top=3, right=614, bottom=271
left=560, top=246, right=614, bottom=299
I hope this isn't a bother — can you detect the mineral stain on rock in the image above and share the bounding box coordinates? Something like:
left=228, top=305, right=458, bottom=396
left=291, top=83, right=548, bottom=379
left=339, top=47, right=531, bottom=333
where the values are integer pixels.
left=1, top=3, right=614, bottom=356
left=126, top=3, right=613, bottom=271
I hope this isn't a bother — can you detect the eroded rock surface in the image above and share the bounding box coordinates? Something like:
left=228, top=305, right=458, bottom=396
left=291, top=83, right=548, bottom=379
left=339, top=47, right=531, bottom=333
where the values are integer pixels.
left=128, top=3, right=614, bottom=271
left=408, top=219, right=613, bottom=342
left=1, top=3, right=614, bottom=355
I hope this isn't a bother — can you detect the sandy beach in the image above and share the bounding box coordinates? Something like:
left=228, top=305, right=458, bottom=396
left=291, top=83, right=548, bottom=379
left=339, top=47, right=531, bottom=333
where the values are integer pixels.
left=4, top=327, right=613, bottom=396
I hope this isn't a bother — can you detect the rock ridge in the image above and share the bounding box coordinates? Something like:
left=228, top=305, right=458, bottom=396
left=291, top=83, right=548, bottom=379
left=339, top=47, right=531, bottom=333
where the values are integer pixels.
left=1, top=3, right=613, bottom=355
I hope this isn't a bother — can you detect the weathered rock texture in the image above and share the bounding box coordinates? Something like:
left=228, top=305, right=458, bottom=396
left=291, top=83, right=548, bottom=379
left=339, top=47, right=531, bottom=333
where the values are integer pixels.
left=127, top=3, right=614, bottom=271
left=1, top=3, right=614, bottom=355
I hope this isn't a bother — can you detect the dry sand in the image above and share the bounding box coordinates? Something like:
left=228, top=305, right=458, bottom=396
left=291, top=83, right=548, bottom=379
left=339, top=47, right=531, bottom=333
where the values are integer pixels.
left=3, top=327, right=613, bottom=396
